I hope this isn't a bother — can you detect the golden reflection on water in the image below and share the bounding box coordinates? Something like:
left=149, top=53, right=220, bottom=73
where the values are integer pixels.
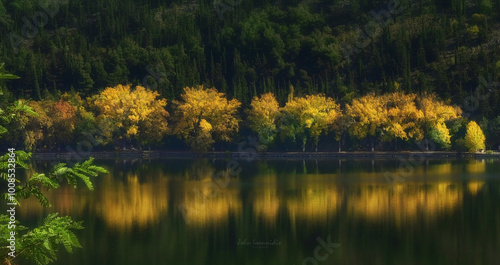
left=428, top=163, right=454, bottom=175
left=97, top=173, right=169, bottom=230
left=252, top=173, right=280, bottom=224
left=286, top=186, right=340, bottom=225
left=466, top=160, right=486, bottom=174
left=17, top=185, right=91, bottom=216
left=346, top=182, right=461, bottom=226
left=16, top=172, right=170, bottom=230
left=16, top=160, right=492, bottom=231
left=180, top=176, right=242, bottom=227
left=467, top=181, right=485, bottom=195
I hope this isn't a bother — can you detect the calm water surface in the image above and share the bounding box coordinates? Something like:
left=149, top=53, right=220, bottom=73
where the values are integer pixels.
left=15, top=158, right=500, bottom=265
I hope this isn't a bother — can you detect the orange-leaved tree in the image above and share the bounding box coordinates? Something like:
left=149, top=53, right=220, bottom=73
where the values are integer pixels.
left=90, top=84, right=169, bottom=148
left=17, top=99, right=78, bottom=151
left=173, top=85, right=241, bottom=151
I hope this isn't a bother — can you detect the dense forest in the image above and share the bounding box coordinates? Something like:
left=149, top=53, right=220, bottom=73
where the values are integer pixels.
left=0, top=0, right=500, bottom=151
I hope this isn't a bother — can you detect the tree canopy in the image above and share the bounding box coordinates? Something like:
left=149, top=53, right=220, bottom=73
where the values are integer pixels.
left=173, top=85, right=241, bottom=151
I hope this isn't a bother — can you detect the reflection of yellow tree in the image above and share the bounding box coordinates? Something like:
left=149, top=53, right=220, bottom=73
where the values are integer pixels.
left=466, top=160, right=486, bottom=174
left=183, top=159, right=216, bottom=180
left=467, top=181, right=485, bottom=195
left=286, top=181, right=341, bottom=225
left=98, top=173, right=169, bottom=229
left=428, top=163, right=453, bottom=175
left=17, top=185, right=91, bottom=218
left=181, top=179, right=242, bottom=227
left=252, top=169, right=280, bottom=225
left=347, top=182, right=462, bottom=225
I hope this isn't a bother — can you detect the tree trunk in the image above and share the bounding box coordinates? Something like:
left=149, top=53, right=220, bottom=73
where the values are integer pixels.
left=338, top=135, right=342, bottom=152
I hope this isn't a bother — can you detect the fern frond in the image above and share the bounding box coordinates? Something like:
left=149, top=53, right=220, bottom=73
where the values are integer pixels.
left=10, top=214, right=84, bottom=265
left=28, top=173, right=59, bottom=190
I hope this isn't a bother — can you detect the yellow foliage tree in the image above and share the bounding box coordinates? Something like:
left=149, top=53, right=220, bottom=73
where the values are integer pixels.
left=380, top=92, right=423, bottom=149
left=279, top=94, right=341, bottom=152
left=91, top=84, right=169, bottom=147
left=346, top=93, right=386, bottom=151
left=417, top=94, right=462, bottom=149
left=465, top=121, right=486, bottom=152
left=246, top=93, right=280, bottom=150
left=173, top=85, right=241, bottom=151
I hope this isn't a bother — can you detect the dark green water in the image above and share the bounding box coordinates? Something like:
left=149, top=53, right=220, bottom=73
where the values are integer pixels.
left=16, top=158, right=500, bottom=265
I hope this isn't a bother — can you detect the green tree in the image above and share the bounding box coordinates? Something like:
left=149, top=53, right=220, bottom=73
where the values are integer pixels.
left=486, top=115, right=500, bottom=150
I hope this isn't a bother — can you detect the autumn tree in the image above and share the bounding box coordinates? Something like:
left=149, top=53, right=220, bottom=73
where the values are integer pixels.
left=7, top=98, right=79, bottom=151
left=173, top=85, right=241, bottom=151
left=332, top=113, right=353, bottom=152
left=246, top=93, right=280, bottom=150
left=465, top=121, right=486, bottom=152
left=346, top=94, right=386, bottom=151
left=90, top=84, right=169, bottom=148
left=381, top=92, right=423, bottom=149
left=52, top=100, right=78, bottom=145
left=60, top=92, right=102, bottom=145
left=24, top=100, right=53, bottom=151
left=279, top=94, right=341, bottom=152
left=416, top=94, right=462, bottom=150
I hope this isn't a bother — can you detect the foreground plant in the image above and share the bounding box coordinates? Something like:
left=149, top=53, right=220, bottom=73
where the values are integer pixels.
left=0, top=68, right=108, bottom=265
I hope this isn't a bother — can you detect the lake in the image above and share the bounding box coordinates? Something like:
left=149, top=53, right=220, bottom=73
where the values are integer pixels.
left=16, top=158, right=500, bottom=265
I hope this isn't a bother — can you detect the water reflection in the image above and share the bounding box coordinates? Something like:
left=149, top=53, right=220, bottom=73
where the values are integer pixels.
left=251, top=169, right=280, bottom=225
left=466, top=160, right=486, bottom=174
left=97, top=173, right=169, bottom=230
left=13, top=158, right=500, bottom=265
left=17, top=159, right=497, bottom=230
left=180, top=178, right=242, bottom=227
left=346, top=182, right=461, bottom=225
left=467, top=181, right=485, bottom=195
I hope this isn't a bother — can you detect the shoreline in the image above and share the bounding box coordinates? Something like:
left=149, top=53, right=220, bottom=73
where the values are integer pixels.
left=30, top=150, right=500, bottom=160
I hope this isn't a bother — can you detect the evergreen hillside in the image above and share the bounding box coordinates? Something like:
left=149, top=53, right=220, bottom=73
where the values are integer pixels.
left=1, top=0, right=500, bottom=151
